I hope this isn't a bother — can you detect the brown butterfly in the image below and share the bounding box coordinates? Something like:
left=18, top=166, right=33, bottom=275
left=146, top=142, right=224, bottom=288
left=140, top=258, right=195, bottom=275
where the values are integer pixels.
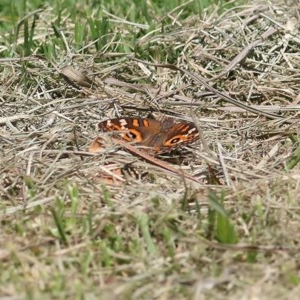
left=98, top=117, right=199, bottom=154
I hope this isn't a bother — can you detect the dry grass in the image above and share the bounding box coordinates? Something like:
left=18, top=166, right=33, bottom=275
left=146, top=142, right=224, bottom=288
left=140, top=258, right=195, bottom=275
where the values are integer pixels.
left=1, top=0, right=300, bottom=298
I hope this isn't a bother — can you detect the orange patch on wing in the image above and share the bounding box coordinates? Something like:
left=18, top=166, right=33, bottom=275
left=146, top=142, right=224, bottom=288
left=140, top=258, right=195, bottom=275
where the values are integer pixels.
left=181, top=125, right=190, bottom=132
left=111, top=124, right=123, bottom=130
left=121, top=129, right=143, bottom=142
left=142, top=119, right=150, bottom=127
left=132, top=119, right=140, bottom=127
left=164, top=135, right=183, bottom=147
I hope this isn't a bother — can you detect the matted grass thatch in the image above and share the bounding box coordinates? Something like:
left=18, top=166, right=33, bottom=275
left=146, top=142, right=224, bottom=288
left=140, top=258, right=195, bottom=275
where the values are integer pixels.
left=1, top=0, right=300, bottom=298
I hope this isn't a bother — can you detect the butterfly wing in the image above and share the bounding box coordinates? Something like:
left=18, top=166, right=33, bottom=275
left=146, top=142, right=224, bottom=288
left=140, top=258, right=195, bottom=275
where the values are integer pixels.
left=98, top=118, right=162, bottom=146
left=162, top=122, right=199, bottom=149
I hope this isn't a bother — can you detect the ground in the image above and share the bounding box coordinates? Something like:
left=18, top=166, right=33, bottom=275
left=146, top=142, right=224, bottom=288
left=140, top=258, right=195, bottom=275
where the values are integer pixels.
left=1, top=0, right=300, bottom=299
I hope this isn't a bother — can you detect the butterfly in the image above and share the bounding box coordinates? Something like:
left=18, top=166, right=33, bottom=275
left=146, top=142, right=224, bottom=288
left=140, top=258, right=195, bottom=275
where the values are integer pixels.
left=98, top=117, right=199, bottom=154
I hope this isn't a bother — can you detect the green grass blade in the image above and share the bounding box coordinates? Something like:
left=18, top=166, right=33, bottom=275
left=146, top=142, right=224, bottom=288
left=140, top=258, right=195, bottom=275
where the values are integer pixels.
left=208, top=190, right=238, bottom=244
left=138, top=213, right=158, bottom=256
left=286, top=143, right=300, bottom=170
